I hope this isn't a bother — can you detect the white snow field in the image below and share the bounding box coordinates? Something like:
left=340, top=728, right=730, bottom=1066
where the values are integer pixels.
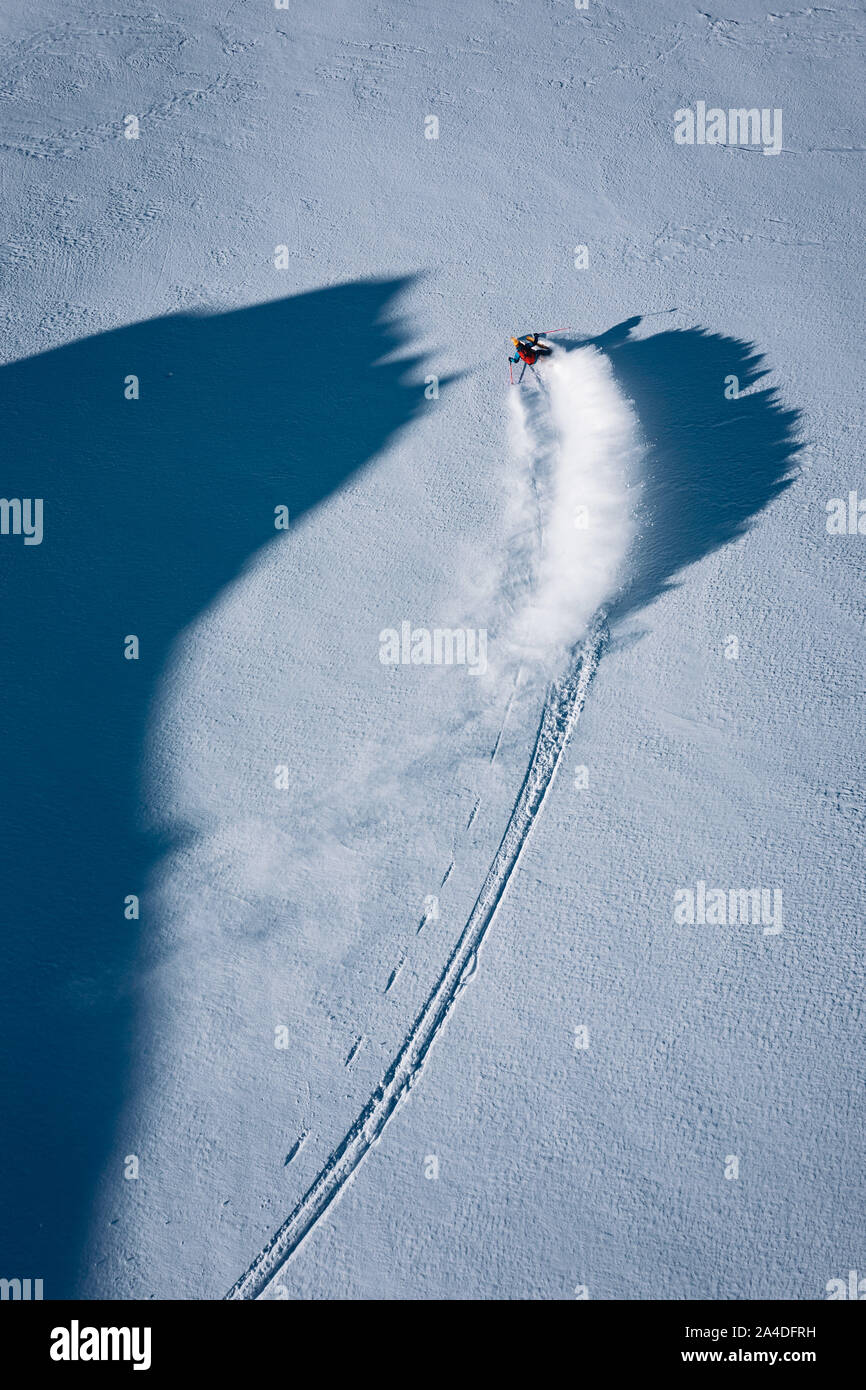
left=0, top=0, right=863, bottom=1301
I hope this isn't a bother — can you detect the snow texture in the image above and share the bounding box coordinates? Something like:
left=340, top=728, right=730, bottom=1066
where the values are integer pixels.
left=0, top=0, right=863, bottom=1301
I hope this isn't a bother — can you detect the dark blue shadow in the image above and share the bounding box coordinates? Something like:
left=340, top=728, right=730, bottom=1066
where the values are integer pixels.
left=0, top=278, right=428, bottom=1296
left=566, top=318, right=802, bottom=623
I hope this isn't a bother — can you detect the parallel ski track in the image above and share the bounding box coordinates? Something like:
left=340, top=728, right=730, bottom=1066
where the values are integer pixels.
left=225, top=615, right=607, bottom=1299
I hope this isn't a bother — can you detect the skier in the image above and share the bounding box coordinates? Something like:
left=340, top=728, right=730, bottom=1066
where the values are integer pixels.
left=509, top=333, right=553, bottom=366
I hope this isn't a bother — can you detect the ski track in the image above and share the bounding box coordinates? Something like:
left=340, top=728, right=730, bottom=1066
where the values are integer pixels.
left=225, top=343, right=638, bottom=1298
left=224, top=616, right=607, bottom=1299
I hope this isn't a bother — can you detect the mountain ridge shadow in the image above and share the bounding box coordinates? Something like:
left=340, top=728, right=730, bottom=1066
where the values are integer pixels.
left=0, top=277, right=429, bottom=1296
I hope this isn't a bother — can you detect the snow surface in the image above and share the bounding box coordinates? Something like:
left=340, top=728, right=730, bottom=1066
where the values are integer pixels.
left=0, top=0, right=863, bottom=1300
